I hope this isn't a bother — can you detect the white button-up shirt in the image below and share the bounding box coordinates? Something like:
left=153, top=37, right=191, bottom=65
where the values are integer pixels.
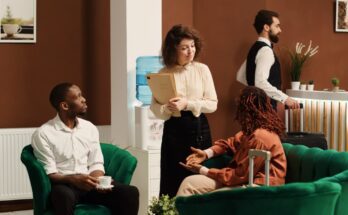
left=236, top=37, right=288, bottom=103
left=31, top=114, right=105, bottom=175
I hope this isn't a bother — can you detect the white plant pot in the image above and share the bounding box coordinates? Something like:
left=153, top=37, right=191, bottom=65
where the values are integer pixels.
left=307, top=84, right=314, bottom=91
left=291, top=81, right=300, bottom=90
left=300, top=84, right=307, bottom=91
left=333, top=86, right=339, bottom=92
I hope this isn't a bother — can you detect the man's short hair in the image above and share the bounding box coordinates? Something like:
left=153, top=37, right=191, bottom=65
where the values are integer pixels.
left=49, top=82, right=74, bottom=111
left=253, top=10, right=279, bottom=34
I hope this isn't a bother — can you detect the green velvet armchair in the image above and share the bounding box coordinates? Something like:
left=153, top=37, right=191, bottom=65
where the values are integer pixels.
left=176, top=143, right=348, bottom=215
left=20, top=143, right=137, bottom=215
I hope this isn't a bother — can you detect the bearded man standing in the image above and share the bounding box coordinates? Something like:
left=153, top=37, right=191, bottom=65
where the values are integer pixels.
left=237, top=10, right=299, bottom=110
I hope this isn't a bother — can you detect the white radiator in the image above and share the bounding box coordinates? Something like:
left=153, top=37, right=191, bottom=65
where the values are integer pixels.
left=0, top=128, right=35, bottom=200
left=0, top=126, right=111, bottom=201
left=288, top=99, right=348, bottom=151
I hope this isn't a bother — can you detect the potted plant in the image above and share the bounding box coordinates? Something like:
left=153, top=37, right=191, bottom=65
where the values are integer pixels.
left=300, top=81, right=307, bottom=91
left=307, top=80, right=314, bottom=91
left=1, top=5, right=22, bottom=37
left=148, top=195, right=178, bottom=215
left=332, top=77, right=340, bottom=92
left=289, top=40, right=319, bottom=90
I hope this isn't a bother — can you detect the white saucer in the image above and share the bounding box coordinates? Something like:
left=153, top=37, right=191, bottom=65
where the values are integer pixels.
left=96, top=184, right=114, bottom=189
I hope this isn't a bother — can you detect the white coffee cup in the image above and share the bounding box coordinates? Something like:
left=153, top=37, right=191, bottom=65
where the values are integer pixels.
left=2, top=24, right=22, bottom=36
left=98, top=176, right=112, bottom=187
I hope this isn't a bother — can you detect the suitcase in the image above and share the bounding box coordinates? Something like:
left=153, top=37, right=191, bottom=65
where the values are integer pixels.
left=248, top=149, right=271, bottom=186
left=281, top=104, right=328, bottom=150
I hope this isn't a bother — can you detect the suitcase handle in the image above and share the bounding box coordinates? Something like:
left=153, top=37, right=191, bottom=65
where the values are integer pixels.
left=248, top=149, right=271, bottom=186
left=285, top=103, right=304, bottom=133
left=285, top=103, right=303, bottom=110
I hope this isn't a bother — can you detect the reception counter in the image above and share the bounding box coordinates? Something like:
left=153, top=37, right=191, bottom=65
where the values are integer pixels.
left=286, top=89, right=348, bottom=151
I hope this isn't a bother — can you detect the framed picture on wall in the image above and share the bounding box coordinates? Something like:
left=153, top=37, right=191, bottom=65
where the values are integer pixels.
left=336, top=0, right=348, bottom=32
left=0, top=0, right=36, bottom=43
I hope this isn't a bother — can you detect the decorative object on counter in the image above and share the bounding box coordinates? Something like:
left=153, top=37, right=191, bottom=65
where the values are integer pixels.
left=148, top=194, right=178, bottom=215
left=291, top=81, right=300, bottom=90
left=307, top=80, right=314, bottom=91
left=300, top=81, right=307, bottom=91
left=288, top=40, right=319, bottom=89
left=332, top=77, right=340, bottom=92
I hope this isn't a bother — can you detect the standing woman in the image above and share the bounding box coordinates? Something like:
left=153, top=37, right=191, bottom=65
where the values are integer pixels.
left=150, top=24, right=218, bottom=197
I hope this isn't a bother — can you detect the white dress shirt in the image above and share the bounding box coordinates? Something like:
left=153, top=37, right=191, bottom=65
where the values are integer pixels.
left=236, top=37, right=288, bottom=103
left=151, top=61, right=218, bottom=120
left=31, top=114, right=105, bottom=175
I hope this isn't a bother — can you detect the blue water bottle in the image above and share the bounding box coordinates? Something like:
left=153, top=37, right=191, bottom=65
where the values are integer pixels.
left=136, top=56, right=163, bottom=105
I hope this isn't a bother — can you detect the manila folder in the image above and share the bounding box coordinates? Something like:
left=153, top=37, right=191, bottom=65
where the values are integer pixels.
left=146, top=73, right=177, bottom=104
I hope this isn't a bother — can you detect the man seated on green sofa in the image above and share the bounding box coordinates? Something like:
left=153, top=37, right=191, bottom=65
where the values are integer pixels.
left=31, top=83, right=139, bottom=215
left=178, top=86, right=287, bottom=196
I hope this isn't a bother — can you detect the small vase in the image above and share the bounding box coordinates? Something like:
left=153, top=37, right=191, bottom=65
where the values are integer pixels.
left=300, top=84, right=307, bottom=91
left=291, top=81, right=300, bottom=90
left=307, top=84, right=314, bottom=91
left=332, top=86, right=339, bottom=92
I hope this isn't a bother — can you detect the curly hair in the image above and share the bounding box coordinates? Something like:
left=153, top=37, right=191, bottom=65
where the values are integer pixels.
left=162, top=24, right=203, bottom=67
left=235, top=86, right=285, bottom=137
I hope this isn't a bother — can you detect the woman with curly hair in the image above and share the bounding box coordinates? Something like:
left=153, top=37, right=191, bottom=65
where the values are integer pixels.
left=150, top=24, right=218, bottom=197
left=177, top=86, right=286, bottom=196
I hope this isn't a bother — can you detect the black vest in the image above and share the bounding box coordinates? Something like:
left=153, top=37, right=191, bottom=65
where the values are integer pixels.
left=246, top=41, right=281, bottom=90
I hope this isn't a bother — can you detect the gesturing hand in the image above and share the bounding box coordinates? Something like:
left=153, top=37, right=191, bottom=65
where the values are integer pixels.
left=179, top=162, right=202, bottom=174
left=186, top=147, right=207, bottom=165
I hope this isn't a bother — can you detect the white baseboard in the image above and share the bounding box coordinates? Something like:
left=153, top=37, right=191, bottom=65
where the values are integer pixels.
left=0, top=210, right=33, bottom=215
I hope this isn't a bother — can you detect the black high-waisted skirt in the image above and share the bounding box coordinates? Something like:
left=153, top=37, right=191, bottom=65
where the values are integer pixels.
left=159, top=111, right=212, bottom=197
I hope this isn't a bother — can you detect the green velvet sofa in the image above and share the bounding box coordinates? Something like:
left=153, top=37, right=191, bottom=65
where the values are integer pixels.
left=21, top=143, right=137, bottom=215
left=175, top=143, right=348, bottom=215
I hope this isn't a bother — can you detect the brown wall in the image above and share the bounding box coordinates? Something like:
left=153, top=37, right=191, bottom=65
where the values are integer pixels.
left=2, top=0, right=347, bottom=136
left=162, top=0, right=193, bottom=39
left=0, top=1, right=110, bottom=127
left=163, top=0, right=348, bottom=140
left=84, top=1, right=110, bottom=125
left=269, top=0, right=347, bottom=90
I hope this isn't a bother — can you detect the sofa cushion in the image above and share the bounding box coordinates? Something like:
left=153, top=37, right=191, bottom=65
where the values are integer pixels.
left=283, top=143, right=348, bottom=215
left=283, top=143, right=348, bottom=182
left=175, top=181, right=341, bottom=215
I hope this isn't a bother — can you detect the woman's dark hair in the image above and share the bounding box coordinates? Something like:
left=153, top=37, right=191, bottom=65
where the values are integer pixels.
left=253, top=10, right=279, bottom=34
left=49, top=82, right=74, bottom=111
left=235, top=86, right=285, bottom=137
left=162, top=24, right=202, bottom=67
